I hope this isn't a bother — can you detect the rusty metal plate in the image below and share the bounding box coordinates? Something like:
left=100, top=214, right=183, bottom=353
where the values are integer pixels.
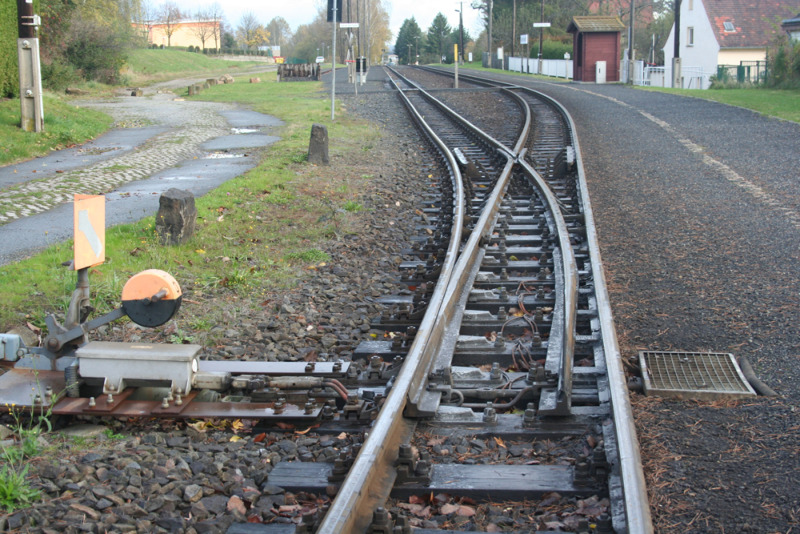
left=0, top=369, right=64, bottom=409
left=639, top=351, right=756, bottom=400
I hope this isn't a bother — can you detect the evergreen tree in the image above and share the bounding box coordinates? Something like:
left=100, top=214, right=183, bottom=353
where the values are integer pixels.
left=395, top=17, right=422, bottom=64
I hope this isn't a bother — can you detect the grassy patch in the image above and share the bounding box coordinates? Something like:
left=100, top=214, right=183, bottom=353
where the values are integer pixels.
left=0, top=95, right=112, bottom=166
left=0, top=75, right=381, bottom=334
left=124, top=49, right=267, bottom=86
left=635, top=86, right=800, bottom=123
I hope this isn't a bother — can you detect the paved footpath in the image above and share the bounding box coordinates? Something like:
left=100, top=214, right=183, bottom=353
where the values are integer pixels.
left=0, top=73, right=280, bottom=265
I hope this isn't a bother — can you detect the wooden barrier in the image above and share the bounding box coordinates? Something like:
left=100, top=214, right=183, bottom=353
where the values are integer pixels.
left=277, top=64, right=321, bottom=82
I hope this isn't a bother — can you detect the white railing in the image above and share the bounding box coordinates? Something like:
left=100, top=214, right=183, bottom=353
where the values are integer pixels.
left=508, top=57, right=573, bottom=79
left=634, top=61, right=713, bottom=89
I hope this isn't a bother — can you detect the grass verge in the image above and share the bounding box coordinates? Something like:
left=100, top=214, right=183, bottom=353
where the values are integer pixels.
left=0, top=75, right=379, bottom=337
left=124, top=49, right=269, bottom=86
left=635, top=86, right=800, bottom=123
left=0, top=95, right=112, bottom=166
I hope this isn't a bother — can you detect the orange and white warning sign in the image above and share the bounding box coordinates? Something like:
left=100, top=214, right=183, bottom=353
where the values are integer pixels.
left=73, top=194, right=105, bottom=269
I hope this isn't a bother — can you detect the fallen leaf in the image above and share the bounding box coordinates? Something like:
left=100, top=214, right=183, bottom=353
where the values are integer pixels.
left=253, top=433, right=266, bottom=443
left=440, top=503, right=459, bottom=515
left=494, top=436, right=506, bottom=449
left=457, top=505, right=476, bottom=517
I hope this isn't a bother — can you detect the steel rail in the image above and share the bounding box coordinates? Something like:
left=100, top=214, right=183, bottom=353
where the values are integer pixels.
left=396, top=66, right=652, bottom=532
left=517, top=153, right=578, bottom=415
left=315, top=74, right=467, bottom=534
left=516, top=85, right=654, bottom=533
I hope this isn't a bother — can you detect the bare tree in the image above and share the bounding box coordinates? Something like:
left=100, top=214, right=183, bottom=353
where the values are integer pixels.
left=159, top=1, right=183, bottom=47
left=266, top=17, right=292, bottom=49
left=191, top=8, right=216, bottom=50
left=236, top=11, right=261, bottom=50
left=208, top=2, right=224, bottom=51
left=134, top=0, right=159, bottom=43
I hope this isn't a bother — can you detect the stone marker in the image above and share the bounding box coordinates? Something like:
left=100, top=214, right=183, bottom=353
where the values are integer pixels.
left=130, top=88, right=143, bottom=97
left=250, top=77, right=261, bottom=83
left=219, top=74, right=235, bottom=84
left=155, top=188, right=197, bottom=245
left=308, top=124, right=330, bottom=165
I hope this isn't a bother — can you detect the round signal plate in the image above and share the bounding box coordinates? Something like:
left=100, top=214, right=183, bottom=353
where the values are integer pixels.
left=121, top=269, right=183, bottom=327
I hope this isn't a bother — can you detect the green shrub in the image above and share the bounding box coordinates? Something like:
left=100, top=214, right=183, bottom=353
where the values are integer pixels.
left=41, top=59, right=82, bottom=92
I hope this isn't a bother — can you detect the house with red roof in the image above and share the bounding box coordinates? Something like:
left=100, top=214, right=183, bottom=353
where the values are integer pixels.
left=663, top=0, right=800, bottom=86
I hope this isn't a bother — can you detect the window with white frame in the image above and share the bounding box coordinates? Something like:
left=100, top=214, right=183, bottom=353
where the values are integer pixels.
left=723, top=21, right=736, bottom=32
left=687, top=26, right=694, bottom=46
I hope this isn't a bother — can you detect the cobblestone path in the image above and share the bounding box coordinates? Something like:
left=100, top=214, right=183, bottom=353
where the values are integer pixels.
left=0, top=90, right=235, bottom=224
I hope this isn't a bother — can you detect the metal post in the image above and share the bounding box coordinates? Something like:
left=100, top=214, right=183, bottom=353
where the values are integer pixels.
left=331, top=2, right=337, bottom=120
left=17, top=0, right=44, bottom=133
left=538, top=0, right=544, bottom=73
left=454, top=44, right=459, bottom=88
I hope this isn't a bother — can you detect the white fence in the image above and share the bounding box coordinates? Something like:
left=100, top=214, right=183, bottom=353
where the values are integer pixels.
left=493, top=55, right=713, bottom=89
left=633, top=61, right=713, bottom=89
left=507, top=57, right=574, bottom=79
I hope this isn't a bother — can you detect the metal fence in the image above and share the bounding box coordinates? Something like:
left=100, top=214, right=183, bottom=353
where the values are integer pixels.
left=715, top=61, right=768, bottom=85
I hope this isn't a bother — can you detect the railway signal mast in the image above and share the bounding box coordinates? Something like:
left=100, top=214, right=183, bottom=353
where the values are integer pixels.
left=16, top=0, right=44, bottom=132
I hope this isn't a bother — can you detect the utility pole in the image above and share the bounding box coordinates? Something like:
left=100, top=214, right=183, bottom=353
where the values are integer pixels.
left=628, top=0, right=635, bottom=84
left=538, top=0, right=544, bottom=68
left=17, top=0, right=44, bottom=133
left=488, top=0, right=493, bottom=58
left=329, top=0, right=339, bottom=120
left=458, top=2, right=464, bottom=64
left=407, top=43, right=412, bottom=65
left=512, top=0, right=516, bottom=58
left=672, top=0, right=681, bottom=87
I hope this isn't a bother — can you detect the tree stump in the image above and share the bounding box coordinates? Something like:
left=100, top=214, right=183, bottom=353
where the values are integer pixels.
left=308, top=124, right=329, bottom=165
left=155, top=188, right=197, bottom=245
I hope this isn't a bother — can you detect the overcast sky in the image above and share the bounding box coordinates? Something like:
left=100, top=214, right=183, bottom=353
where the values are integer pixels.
left=169, top=0, right=484, bottom=44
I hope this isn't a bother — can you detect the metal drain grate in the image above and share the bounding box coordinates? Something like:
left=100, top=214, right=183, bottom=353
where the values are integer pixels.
left=639, top=351, right=756, bottom=400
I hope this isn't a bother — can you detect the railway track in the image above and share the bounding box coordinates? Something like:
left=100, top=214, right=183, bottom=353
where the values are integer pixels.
left=0, top=66, right=651, bottom=533
left=309, top=67, right=651, bottom=533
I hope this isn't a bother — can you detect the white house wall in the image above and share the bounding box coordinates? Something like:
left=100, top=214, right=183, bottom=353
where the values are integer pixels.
left=663, top=0, right=720, bottom=75
left=718, top=48, right=767, bottom=65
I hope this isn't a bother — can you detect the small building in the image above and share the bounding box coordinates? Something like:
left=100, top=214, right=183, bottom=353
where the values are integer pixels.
left=782, top=13, right=800, bottom=41
left=133, top=20, right=221, bottom=50
left=567, top=16, right=626, bottom=83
